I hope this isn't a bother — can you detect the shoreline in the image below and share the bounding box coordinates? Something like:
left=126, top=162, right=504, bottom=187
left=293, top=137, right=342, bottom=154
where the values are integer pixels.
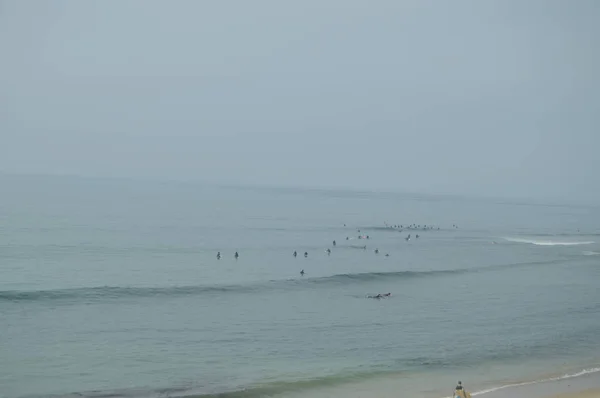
left=467, top=369, right=600, bottom=398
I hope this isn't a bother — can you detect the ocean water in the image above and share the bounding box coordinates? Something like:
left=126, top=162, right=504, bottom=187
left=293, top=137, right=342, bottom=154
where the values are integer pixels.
left=1, top=175, right=600, bottom=398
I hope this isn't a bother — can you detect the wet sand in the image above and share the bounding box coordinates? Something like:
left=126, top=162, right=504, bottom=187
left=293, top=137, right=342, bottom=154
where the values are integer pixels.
left=477, top=372, right=600, bottom=398
left=551, top=390, right=600, bottom=398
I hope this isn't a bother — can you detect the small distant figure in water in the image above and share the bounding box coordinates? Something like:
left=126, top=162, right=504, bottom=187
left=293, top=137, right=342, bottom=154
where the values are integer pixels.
left=369, top=293, right=391, bottom=299
left=385, top=253, right=390, bottom=257
left=374, top=248, right=379, bottom=254
left=366, top=235, right=370, bottom=239
left=405, top=234, right=411, bottom=241
left=216, top=252, right=221, bottom=260
left=293, top=251, right=297, bottom=257
left=416, top=234, right=419, bottom=239
left=234, top=251, right=239, bottom=259
left=333, top=240, right=336, bottom=246
left=300, top=269, right=305, bottom=276
left=326, top=248, right=331, bottom=255
left=304, top=251, right=308, bottom=258
left=346, top=237, right=349, bottom=240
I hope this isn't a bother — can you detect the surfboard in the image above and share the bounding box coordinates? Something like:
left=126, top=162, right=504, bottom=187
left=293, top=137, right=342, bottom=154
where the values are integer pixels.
left=454, top=389, right=471, bottom=398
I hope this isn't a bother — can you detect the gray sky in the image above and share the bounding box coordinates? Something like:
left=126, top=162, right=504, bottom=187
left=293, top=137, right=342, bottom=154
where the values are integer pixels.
left=1, top=0, right=599, bottom=201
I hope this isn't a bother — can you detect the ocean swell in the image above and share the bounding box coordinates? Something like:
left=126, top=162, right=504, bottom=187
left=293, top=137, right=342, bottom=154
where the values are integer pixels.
left=503, top=237, right=594, bottom=246
left=0, top=259, right=563, bottom=304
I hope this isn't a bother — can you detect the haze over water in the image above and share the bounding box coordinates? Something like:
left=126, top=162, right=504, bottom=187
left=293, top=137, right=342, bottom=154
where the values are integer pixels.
left=2, top=1, right=600, bottom=397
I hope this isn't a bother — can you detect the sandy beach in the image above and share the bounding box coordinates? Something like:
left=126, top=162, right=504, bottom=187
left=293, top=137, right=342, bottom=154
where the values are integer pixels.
left=475, top=371, right=600, bottom=398
left=553, top=390, right=600, bottom=398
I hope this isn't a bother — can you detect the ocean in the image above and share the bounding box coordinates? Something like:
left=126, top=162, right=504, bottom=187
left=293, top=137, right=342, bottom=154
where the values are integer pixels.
left=1, top=175, right=599, bottom=398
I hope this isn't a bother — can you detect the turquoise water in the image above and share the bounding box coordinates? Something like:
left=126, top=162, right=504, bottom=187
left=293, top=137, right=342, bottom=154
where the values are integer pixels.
left=1, top=175, right=600, bottom=398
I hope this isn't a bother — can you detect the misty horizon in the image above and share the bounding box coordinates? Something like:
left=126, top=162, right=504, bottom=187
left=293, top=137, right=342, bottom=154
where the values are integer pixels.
left=2, top=0, right=599, bottom=202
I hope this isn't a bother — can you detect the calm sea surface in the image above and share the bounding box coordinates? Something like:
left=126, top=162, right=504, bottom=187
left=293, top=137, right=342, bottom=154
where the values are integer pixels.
left=1, top=176, right=599, bottom=398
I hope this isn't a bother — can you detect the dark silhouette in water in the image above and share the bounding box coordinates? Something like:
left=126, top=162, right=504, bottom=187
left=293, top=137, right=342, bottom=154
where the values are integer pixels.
left=300, top=269, right=304, bottom=276
left=332, top=240, right=336, bottom=246
left=304, top=252, right=308, bottom=258
left=293, top=251, right=297, bottom=257
left=234, top=252, right=239, bottom=259
left=326, top=248, right=331, bottom=255
left=368, top=293, right=391, bottom=299
left=216, top=252, right=221, bottom=260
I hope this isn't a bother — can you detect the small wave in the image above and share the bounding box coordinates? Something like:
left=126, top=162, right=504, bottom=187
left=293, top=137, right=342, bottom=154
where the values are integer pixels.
left=470, top=367, right=600, bottom=396
left=48, top=365, right=600, bottom=398
left=0, top=270, right=460, bottom=303
left=503, top=237, right=594, bottom=246
left=1, top=259, right=562, bottom=304
left=518, top=232, right=600, bottom=237
left=0, top=284, right=261, bottom=302
left=582, top=251, right=600, bottom=256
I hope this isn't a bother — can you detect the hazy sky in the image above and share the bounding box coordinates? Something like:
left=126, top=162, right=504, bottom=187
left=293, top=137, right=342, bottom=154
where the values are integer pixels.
left=1, top=0, right=599, bottom=201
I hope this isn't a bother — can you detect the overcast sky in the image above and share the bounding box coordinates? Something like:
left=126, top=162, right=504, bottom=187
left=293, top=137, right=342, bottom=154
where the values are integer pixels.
left=1, top=0, right=598, bottom=201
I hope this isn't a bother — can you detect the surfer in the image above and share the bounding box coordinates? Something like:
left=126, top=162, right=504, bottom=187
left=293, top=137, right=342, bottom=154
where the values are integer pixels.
left=293, top=251, right=297, bottom=257
left=374, top=248, right=379, bottom=254
left=416, top=234, right=419, bottom=239
left=300, top=269, right=304, bottom=276
left=216, top=252, right=221, bottom=260
left=304, top=251, right=308, bottom=258
left=368, top=293, right=391, bottom=299
left=326, top=248, right=331, bottom=255
left=234, top=251, right=239, bottom=259
left=455, top=381, right=463, bottom=391
left=333, top=240, right=336, bottom=246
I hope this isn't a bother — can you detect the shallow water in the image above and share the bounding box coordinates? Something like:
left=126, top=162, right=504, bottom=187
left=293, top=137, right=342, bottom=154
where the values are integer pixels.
left=1, top=176, right=600, bottom=398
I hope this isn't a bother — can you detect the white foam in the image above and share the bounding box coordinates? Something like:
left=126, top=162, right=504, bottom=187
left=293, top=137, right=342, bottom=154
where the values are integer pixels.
left=468, top=367, right=600, bottom=396
left=503, top=237, right=594, bottom=246
left=582, top=251, right=600, bottom=256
